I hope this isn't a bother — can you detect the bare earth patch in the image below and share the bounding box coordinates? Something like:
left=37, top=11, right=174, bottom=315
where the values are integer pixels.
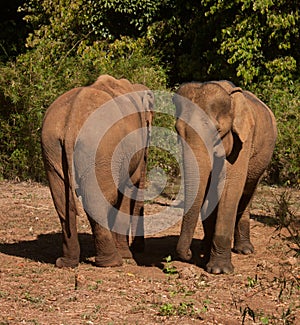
left=0, top=181, right=299, bottom=324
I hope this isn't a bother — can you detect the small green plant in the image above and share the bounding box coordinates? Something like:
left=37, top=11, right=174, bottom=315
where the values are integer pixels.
left=246, top=274, right=259, bottom=288
left=168, top=283, right=195, bottom=297
left=163, top=255, right=178, bottom=275
left=88, top=284, right=98, bottom=290
left=201, top=299, right=211, bottom=313
left=159, top=303, right=176, bottom=316
left=88, top=280, right=103, bottom=290
left=158, top=302, right=201, bottom=318
left=177, top=302, right=199, bottom=317
left=23, top=292, right=42, bottom=304
left=260, top=316, right=269, bottom=324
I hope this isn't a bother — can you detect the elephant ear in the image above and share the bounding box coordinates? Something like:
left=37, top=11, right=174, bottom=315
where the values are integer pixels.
left=231, top=89, right=255, bottom=143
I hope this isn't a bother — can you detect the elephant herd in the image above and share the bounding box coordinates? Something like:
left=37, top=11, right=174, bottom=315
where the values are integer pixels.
left=41, top=75, right=277, bottom=274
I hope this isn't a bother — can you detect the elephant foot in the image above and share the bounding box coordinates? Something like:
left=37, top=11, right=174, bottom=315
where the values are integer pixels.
left=176, top=247, right=193, bottom=262
left=233, top=241, right=254, bottom=255
left=206, top=236, right=234, bottom=274
left=117, top=247, right=133, bottom=259
left=206, top=259, right=234, bottom=275
left=94, top=253, right=123, bottom=267
left=56, top=257, right=79, bottom=268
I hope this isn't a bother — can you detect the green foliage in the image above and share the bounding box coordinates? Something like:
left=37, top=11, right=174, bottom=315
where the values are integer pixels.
left=153, top=0, right=299, bottom=85
left=147, top=91, right=180, bottom=181
left=251, top=81, right=300, bottom=186
left=20, top=0, right=171, bottom=45
left=0, top=0, right=299, bottom=187
left=216, top=0, right=299, bottom=85
left=78, top=37, right=167, bottom=89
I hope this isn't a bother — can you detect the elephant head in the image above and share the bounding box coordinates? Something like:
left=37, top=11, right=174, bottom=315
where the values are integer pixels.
left=174, top=81, right=255, bottom=160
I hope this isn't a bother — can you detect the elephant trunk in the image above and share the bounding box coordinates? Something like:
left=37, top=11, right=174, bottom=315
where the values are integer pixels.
left=176, top=135, right=212, bottom=261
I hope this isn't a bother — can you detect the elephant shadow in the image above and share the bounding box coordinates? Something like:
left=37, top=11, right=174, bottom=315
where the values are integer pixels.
left=0, top=233, right=203, bottom=269
left=0, top=233, right=95, bottom=265
left=135, top=236, right=204, bottom=269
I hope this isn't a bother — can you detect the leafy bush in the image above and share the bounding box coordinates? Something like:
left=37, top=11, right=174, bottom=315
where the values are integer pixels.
left=0, top=0, right=299, bottom=188
left=251, top=81, right=300, bottom=187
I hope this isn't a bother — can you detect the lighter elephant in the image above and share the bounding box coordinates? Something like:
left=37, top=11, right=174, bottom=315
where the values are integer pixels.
left=174, top=81, right=277, bottom=274
left=41, top=75, right=153, bottom=268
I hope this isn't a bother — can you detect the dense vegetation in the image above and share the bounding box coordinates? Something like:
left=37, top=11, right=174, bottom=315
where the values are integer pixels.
left=0, top=0, right=299, bottom=187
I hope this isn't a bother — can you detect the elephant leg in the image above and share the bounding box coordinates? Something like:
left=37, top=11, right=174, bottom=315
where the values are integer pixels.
left=112, top=230, right=132, bottom=259
left=130, top=158, right=146, bottom=254
left=202, top=207, right=218, bottom=263
left=111, top=197, right=133, bottom=259
left=130, top=198, right=145, bottom=253
left=206, top=171, right=248, bottom=274
left=47, top=170, right=80, bottom=268
left=233, top=182, right=258, bottom=255
left=110, top=189, right=133, bottom=259
left=113, top=188, right=145, bottom=257
left=111, top=187, right=144, bottom=258
left=88, top=217, right=123, bottom=267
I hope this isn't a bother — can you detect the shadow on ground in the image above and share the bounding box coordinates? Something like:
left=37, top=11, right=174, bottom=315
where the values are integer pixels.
left=0, top=233, right=93, bottom=265
left=0, top=232, right=203, bottom=268
left=251, top=213, right=278, bottom=226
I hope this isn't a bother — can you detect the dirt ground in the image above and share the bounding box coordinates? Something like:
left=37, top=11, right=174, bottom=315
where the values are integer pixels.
left=0, top=181, right=299, bottom=325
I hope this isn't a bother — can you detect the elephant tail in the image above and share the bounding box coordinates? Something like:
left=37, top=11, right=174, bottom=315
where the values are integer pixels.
left=62, top=138, right=83, bottom=219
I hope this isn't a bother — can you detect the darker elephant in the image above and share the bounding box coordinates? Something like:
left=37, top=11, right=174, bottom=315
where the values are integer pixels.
left=41, top=75, right=153, bottom=268
left=174, top=81, right=277, bottom=274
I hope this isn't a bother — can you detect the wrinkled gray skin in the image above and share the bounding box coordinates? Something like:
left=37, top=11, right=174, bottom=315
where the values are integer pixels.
left=41, top=75, right=153, bottom=268
left=174, top=81, right=277, bottom=274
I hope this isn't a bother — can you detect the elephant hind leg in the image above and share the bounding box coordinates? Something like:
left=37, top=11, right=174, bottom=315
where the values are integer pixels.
left=129, top=157, right=146, bottom=254
left=112, top=231, right=132, bottom=259
left=88, top=217, right=123, bottom=267
left=110, top=191, right=133, bottom=259
left=130, top=188, right=145, bottom=254
left=233, top=188, right=256, bottom=255
left=111, top=195, right=145, bottom=258
left=46, top=167, right=80, bottom=268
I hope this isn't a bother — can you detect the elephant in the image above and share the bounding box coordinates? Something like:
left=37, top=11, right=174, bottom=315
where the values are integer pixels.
left=41, top=74, right=153, bottom=268
left=173, top=80, right=277, bottom=274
